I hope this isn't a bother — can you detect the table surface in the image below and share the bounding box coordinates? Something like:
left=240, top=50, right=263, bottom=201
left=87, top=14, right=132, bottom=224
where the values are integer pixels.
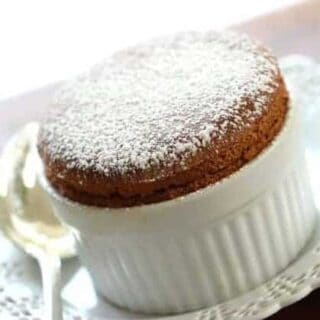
left=267, top=289, right=320, bottom=319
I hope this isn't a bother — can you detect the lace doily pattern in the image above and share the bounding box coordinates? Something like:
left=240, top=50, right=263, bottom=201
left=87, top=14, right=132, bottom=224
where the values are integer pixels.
left=0, top=236, right=84, bottom=320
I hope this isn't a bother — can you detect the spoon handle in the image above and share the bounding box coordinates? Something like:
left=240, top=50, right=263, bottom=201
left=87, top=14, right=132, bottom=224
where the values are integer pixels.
left=38, top=253, right=63, bottom=320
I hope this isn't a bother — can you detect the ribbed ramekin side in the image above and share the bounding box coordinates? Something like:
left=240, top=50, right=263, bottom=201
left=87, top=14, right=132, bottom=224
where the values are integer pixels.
left=75, top=160, right=315, bottom=314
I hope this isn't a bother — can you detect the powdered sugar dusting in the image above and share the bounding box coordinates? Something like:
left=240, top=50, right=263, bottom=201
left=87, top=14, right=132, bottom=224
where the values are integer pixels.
left=39, top=31, right=279, bottom=177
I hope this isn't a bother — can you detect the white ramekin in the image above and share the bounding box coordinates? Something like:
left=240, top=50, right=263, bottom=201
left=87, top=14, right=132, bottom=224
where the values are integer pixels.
left=39, top=105, right=316, bottom=315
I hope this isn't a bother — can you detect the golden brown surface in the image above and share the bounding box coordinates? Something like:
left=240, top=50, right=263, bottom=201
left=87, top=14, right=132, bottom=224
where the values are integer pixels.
left=38, top=31, right=289, bottom=208
left=39, top=77, right=288, bottom=208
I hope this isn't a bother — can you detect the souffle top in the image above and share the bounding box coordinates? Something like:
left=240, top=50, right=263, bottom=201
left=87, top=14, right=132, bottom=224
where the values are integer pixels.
left=38, top=31, right=289, bottom=207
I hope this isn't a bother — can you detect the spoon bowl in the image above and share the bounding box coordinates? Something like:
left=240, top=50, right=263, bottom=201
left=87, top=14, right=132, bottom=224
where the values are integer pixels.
left=0, top=122, right=76, bottom=320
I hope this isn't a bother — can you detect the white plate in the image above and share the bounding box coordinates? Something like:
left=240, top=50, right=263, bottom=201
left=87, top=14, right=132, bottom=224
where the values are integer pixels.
left=0, top=55, right=319, bottom=320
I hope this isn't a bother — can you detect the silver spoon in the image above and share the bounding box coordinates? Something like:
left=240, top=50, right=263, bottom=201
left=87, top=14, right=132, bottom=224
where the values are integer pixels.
left=0, top=123, right=76, bottom=320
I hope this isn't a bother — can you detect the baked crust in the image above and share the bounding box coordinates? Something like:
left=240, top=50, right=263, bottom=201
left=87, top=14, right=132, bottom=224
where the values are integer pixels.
left=38, top=31, right=289, bottom=208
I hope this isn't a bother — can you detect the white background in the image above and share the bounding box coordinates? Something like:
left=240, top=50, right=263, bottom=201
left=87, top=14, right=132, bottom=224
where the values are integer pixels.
left=0, top=0, right=300, bottom=99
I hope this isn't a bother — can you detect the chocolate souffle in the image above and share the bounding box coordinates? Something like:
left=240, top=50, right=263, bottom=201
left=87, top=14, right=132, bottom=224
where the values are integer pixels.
left=38, top=31, right=288, bottom=208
